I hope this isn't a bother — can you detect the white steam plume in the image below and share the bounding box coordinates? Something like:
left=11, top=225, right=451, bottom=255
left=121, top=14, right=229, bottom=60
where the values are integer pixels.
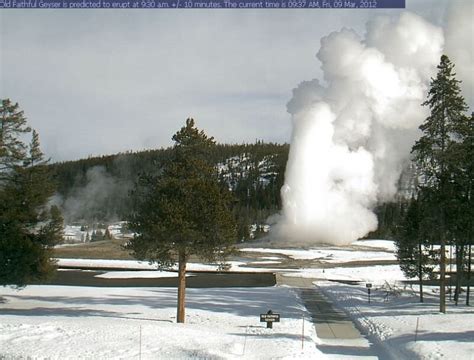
left=445, top=1, right=473, bottom=109
left=276, top=12, right=444, bottom=246
left=50, top=166, right=132, bottom=223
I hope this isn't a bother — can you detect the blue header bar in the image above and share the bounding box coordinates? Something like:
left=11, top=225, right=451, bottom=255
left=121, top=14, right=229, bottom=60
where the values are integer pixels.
left=1, top=0, right=405, bottom=9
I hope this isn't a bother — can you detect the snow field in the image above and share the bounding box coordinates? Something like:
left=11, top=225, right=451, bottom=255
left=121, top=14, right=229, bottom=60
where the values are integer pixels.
left=4, top=240, right=472, bottom=359
left=283, top=265, right=407, bottom=286
left=240, top=248, right=396, bottom=263
left=0, top=285, right=323, bottom=360
left=318, top=281, right=474, bottom=360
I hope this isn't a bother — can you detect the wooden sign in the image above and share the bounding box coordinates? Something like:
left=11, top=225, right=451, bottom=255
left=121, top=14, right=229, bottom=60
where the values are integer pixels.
left=260, top=313, right=280, bottom=322
left=260, top=310, right=280, bottom=328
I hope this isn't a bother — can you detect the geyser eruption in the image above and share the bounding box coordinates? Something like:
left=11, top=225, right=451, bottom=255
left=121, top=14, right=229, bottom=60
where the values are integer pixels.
left=277, top=13, right=444, bottom=246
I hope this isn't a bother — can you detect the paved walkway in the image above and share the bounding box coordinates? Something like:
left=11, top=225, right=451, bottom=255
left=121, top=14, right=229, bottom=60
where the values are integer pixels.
left=277, top=274, right=380, bottom=359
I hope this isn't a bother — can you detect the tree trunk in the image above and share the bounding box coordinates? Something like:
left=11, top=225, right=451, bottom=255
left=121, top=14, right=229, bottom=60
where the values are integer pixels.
left=177, top=250, right=187, bottom=323
left=418, top=241, right=424, bottom=302
left=449, top=245, right=453, bottom=302
left=467, top=244, right=471, bottom=306
left=454, top=245, right=464, bottom=305
left=440, top=237, right=446, bottom=313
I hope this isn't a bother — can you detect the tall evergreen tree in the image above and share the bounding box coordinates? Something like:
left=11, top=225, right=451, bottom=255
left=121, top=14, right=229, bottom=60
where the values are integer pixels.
left=25, top=130, right=49, bottom=167
left=396, top=196, right=434, bottom=302
left=466, top=113, right=473, bottom=305
left=0, top=99, right=31, bottom=181
left=126, top=118, right=237, bottom=323
left=451, top=111, right=474, bottom=305
left=0, top=99, right=63, bottom=287
left=411, top=55, right=469, bottom=313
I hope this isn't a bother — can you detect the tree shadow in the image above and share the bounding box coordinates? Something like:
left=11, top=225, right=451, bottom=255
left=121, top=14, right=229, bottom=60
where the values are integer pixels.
left=392, top=330, right=474, bottom=343
left=0, top=287, right=305, bottom=320
left=0, top=306, right=173, bottom=323
left=229, top=331, right=313, bottom=343
left=182, top=288, right=305, bottom=319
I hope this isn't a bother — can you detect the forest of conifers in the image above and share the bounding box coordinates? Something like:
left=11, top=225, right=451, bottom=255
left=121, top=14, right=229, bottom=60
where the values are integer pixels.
left=48, top=141, right=409, bottom=240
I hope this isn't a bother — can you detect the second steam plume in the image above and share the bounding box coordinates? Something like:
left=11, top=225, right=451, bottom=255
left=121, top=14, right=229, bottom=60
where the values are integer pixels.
left=276, top=12, right=444, bottom=246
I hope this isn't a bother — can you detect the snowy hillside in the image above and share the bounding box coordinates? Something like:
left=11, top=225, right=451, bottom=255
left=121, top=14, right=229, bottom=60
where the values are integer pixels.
left=217, top=153, right=279, bottom=190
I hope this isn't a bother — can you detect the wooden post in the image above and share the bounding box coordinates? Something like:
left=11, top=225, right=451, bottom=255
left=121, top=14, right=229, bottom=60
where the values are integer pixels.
left=177, top=250, right=187, bottom=323
left=414, top=317, right=420, bottom=342
left=301, top=314, right=305, bottom=350
left=467, top=244, right=471, bottom=306
left=418, top=241, right=424, bottom=302
left=139, top=325, right=142, bottom=360
left=454, top=245, right=464, bottom=305
left=366, top=283, right=372, bottom=303
left=242, top=326, right=248, bottom=356
left=449, top=245, right=452, bottom=302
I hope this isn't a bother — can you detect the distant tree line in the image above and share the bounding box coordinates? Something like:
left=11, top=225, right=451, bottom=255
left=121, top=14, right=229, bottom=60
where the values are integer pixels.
left=48, top=134, right=433, bottom=243
left=48, top=141, right=289, bottom=240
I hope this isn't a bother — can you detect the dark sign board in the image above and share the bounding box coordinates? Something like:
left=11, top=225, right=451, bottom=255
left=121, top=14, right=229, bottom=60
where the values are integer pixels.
left=260, top=313, right=280, bottom=322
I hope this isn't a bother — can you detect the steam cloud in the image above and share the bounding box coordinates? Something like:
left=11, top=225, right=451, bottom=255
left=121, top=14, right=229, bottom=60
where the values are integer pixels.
left=276, top=12, right=444, bottom=246
left=51, top=165, right=132, bottom=223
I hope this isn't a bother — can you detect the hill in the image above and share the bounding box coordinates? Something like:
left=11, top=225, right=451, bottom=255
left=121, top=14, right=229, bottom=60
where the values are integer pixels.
left=49, top=142, right=290, bottom=241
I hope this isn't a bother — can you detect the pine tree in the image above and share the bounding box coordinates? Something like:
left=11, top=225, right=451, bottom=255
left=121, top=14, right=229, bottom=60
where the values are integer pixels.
left=411, top=55, right=469, bottom=312
left=465, top=113, right=473, bottom=305
left=126, top=118, right=237, bottom=323
left=0, top=99, right=31, bottom=181
left=446, top=92, right=472, bottom=305
left=450, top=110, right=474, bottom=305
left=396, top=196, right=434, bottom=302
left=25, top=130, right=49, bottom=167
left=0, top=99, right=63, bottom=287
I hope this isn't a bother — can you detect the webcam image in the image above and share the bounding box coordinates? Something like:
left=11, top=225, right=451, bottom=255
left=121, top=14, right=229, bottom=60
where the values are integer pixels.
left=1, top=1, right=473, bottom=359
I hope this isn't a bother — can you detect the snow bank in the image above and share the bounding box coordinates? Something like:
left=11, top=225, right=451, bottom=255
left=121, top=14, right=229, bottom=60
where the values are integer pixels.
left=56, top=258, right=156, bottom=270
left=318, top=281, right=474, bottom=360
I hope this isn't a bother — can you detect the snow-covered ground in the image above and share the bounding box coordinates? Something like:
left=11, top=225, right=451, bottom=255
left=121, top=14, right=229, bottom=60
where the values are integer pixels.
left=351, top=240, right=396, bottom=252
left=0, top=286, right=321, bottom=360
left=240, top=247, right=396, bottom=263
left=283, top=265, right=406, bottom=285
left=56, top=258, right=282, bottom=273
left=2, top=239, right=473, bottom=359
left=318, top=281, right=474, bottom=360
left=61, top=222, right=132, bottom=244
